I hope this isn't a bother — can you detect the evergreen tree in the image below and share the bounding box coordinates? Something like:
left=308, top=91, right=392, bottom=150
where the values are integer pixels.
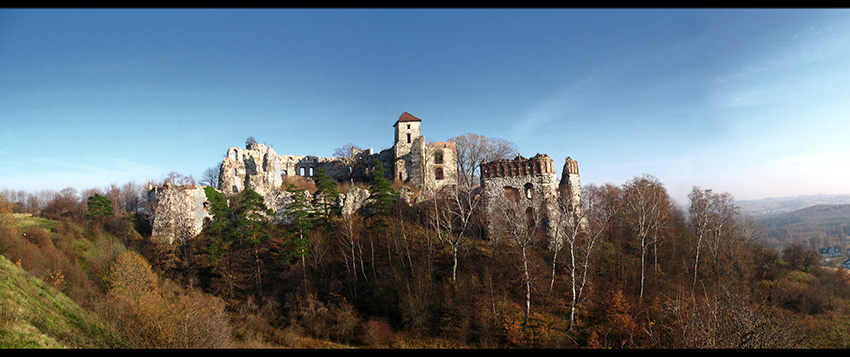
left=202, top=187, right=234, bottom=266
left=311, top=168, right=340, bottom=231
left=277, top=184, right=314, bottom=293
left=231, top=189, right=275, bottom=297
left=274, top=184, right=313, bottom=265
left=85, top=193, right=113, bottom=220
left=200, top=188, right=275, bottom=298
left=365, top=160, right=398, bottom=233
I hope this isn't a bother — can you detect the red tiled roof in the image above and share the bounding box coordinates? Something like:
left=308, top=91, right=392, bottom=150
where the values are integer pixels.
left=395, top=111, right=422, bottom=124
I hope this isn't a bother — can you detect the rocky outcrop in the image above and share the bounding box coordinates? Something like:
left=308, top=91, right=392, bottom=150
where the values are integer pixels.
left=338, top=187, right=370, bottom=217
left=219, top=143, right=283, bottom=196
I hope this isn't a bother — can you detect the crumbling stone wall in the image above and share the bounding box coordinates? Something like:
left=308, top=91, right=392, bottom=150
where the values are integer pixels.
left=278, top=155, right=359, bottom=183
left=220, top=112, right=456, bottom=197
left=560, top=157, right=581, bottom=213
left=481, top=154, right=560, bottom=242
left=149, top=111, right=460, bottom=244
left=426, top=141, right=458, bottom=194
left=481, top=154, right=581, bottom=247
left=147, top=183, right=212, bottom=244
left=219, top=143, right=283, bottom=196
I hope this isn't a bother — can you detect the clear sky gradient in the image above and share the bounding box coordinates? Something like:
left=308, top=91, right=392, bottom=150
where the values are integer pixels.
left=2, top=8, right=849, bottom=204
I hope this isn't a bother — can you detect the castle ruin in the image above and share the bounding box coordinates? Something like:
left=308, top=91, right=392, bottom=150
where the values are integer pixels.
left=147, top=111, right=581, bottom=247
left=480, top=154, right=581, bottom=246
left=219, top=112, right=457, bottom=198
left=148, top=112, right=459, bottom=243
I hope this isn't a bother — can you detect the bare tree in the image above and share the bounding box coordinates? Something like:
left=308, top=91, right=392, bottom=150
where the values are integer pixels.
left=551, top=184, right=613, bottom=331
left=707, top=192, right=737, bottom=277
left=336, top=212, right=368, bottom=295
left=621, top=175, right=671, bottom=305
left=161, top=172, right=196, bottom=186
left=119, top=181, right=145, bottom=214
left=201, top=164, right=221, bottom=189
left=657, top=288, right=803, bottom=348
left=688, top=187, right=739, bottom=291
left=448, top=133, right=518, bottom=187
left=492, top=197, right=544, bottom=331
left=431, top=181, right=482, bottom=283
left=334, top=142, right=364, bottom=183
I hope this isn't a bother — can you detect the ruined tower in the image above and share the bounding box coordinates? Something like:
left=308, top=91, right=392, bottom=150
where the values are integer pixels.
left=481, top=154, right=581, bottom=246
left=387, top=111, right=458, bottom=194
left=560, top=157, right=581, bottom=212
left=481, top=154, right=560, bottom=242
left=393, top=112, right=423, bottom=183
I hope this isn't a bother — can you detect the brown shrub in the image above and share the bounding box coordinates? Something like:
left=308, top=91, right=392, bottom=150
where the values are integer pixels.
left=361, top=319, right=394, bottom=347
left=281, top=175, right=318, bottom=193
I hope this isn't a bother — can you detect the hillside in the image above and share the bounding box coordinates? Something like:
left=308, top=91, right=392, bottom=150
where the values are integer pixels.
left=0, top=254, right=119, bottom=348
left=757, top=204, right=850, bottom=251
left=5, top=180, right=850, bottom=348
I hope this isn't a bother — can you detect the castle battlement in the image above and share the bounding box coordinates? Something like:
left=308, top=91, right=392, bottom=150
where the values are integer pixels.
left=480, top=154, right=556, bottom=179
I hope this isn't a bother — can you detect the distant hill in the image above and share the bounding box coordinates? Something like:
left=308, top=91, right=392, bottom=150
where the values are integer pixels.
left=0, top=254, right=119, bottom=348
left=736, top=194, right=850, bottom=216
left=754, top=203, right=850, bottom=252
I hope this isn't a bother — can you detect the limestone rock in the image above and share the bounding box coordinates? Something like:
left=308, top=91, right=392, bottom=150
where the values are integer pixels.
left=338, top=187, right=370, bottom=217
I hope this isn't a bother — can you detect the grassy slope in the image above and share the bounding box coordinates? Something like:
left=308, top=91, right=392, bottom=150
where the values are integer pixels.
left=0, top=254, right=119, bottom=348
left=13, top=214, right=57, bottom=231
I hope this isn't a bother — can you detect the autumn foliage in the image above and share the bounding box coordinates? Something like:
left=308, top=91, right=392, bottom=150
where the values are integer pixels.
left=4, top=167, right=850, bottom=348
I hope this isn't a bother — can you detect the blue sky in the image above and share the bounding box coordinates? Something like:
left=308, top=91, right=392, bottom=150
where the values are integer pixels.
left=1, top=8, right=849, bottom=204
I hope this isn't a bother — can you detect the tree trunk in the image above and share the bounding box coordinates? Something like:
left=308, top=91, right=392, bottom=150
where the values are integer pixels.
left=549, top=249, right=558, bottom=293
left=452, top=242, right=459, bottom=283
left=522, top=244, right=531, bottom=331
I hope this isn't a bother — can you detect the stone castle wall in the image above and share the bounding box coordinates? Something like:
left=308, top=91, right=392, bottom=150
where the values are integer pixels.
left=147, top=183, right=212, bottom=244
left=149, top=112, right=460, bottom=243
left=481, top=154, right=561, bottom=244
left=481, top=154, right=581, bottom=249
left=146, top=111, right=583, bottom=249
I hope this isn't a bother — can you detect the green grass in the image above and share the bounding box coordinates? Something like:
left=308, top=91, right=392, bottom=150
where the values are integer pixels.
left=13, top=213, right=57, bottom=231
left=0, top=254, right=120, bottom=348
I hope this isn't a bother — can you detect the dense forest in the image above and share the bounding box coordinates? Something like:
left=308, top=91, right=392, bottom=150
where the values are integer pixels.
left=3, top=141, right=850, bottom=348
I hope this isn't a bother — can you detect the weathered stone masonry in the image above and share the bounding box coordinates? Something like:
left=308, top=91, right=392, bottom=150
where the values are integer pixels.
left=147, top=111, right=582, bottom=248
left=218, top=112, right=457, bottom=197
left=480, top=154, right=581, bottom=247
left=147, top=183, right=213, bottom=244
left=149, top=112, right=459, bottom=243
